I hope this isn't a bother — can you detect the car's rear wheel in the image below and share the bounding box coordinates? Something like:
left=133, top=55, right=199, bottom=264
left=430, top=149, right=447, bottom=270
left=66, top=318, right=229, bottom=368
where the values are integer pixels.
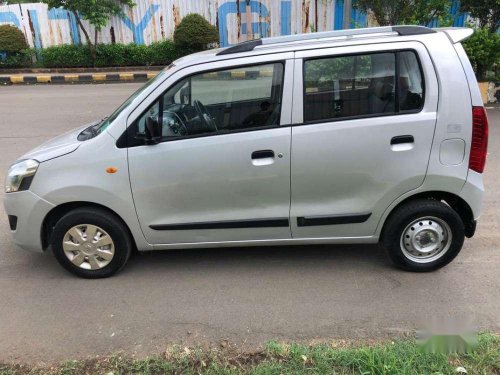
left=382, top=199, right=465, bottom=272
left=51, top=207, right=132, bottom=278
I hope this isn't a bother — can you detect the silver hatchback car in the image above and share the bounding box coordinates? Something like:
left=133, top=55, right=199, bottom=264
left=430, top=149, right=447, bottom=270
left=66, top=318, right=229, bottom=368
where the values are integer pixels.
left=4, top=26, right=488, bottom=278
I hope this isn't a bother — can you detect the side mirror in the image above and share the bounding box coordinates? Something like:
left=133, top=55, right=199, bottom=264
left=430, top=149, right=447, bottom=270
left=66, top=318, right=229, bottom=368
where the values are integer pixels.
left=136, top=116, right=162, bottom=145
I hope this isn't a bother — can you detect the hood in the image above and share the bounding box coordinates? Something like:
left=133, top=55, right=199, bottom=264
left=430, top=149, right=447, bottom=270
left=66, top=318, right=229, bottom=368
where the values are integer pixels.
left=20, top=122, right=97, bottom=163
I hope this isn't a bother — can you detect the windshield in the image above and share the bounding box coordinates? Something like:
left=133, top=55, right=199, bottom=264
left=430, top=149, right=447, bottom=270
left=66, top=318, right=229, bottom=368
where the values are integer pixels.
left=93, top=67, right=172, bottom=135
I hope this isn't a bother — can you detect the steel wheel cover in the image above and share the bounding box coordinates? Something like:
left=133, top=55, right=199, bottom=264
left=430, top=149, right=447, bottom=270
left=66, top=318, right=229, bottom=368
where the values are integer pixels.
left=62, top=224, right=115, bottom=270
left=400, top=216, right=452, bottom=263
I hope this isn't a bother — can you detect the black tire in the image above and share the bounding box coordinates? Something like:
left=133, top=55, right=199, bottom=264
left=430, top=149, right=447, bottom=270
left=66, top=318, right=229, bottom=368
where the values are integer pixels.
left=51, top=207, right=133, bottom=278
left=381, top=199, right=465, bottom=272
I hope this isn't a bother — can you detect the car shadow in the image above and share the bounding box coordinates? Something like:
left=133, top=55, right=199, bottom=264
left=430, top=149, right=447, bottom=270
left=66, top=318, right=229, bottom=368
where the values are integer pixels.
left=124, top=243, right=392, bottom=275
left=4, top=243, right=393, bottom=280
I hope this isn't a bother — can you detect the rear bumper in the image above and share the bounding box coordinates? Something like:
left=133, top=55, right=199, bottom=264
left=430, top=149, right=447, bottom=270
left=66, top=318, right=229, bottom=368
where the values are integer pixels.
left=465, top=219, right=477, bottom=238
left=459, top=169, right=484, bottom=221
left=3, top=190, right=54, bottom=253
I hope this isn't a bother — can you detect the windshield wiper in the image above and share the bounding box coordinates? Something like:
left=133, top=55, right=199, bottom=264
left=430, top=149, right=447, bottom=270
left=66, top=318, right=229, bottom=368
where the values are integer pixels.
left=78, top=121, right=100, bottom=141
left=93, top=117, right=109, bottom=134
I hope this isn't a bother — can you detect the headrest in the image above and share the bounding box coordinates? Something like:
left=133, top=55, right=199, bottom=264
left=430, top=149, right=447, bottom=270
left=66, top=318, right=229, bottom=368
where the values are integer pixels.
left=372, top=78, right=393, bottom=100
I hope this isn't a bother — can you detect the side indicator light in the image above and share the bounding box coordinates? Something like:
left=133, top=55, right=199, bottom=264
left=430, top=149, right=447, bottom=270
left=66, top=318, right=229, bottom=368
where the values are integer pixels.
left=106, top=167, right=118, bottom=174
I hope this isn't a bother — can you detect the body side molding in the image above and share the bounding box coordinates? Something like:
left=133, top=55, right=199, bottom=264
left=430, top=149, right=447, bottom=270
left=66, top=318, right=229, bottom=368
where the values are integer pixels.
left=150, top=218, right=290, bottom=230
left=297, top=213, right=371, bottom=227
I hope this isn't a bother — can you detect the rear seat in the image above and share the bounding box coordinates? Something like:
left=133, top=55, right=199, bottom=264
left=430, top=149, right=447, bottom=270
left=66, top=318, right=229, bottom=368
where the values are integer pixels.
left=304, top=76, right=395, bottom=120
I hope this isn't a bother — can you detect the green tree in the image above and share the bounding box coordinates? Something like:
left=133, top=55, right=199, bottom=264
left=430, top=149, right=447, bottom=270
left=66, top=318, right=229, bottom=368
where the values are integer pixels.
left=41, top=0, right=135, bottom=65
left=353, top=0, right=451, bottom=26
left=173, top=13, right=219, bottom=53
left=0, top=24, right=28, bottom=52
left=460, top=0, right=499, bottom=33
left=463, top=27, right=500, bottom=80
left=0, top=24, right=31, bottom=68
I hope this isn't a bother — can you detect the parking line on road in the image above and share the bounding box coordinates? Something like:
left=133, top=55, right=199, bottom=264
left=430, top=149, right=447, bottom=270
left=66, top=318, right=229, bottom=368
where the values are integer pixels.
left=78, top=75, right=93, bottom=82
left=23, top=76, right=37, bottom=83
left=64, top=74, right=79, bottom=82
left=120, top=73, right=135, bottom=81
left=92, top=74, right=107, bottom=81
left=134, top=73, right=148, bottom=80
left=51, top=75, right=66, bottom=83
left=10, top=76, right=24, bottom=84
left=36, top=75, right=52, bottom=83
left=106, top=74, right=120, bottom=81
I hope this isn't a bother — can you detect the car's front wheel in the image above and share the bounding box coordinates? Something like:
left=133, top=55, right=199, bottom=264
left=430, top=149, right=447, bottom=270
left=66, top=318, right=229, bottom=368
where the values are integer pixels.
left=51, top=207, right=133, bottom=278
left=382, top=199, right=465, bottom=272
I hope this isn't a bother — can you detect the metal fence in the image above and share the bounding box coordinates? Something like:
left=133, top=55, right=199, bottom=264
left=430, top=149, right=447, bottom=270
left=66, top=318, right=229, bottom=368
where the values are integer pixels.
left=0, top=0, right=468, bottom=49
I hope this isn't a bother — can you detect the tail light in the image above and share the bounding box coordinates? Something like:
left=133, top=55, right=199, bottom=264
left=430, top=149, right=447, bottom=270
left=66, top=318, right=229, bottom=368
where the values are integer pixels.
left=469, top=106, right=489, bottom=173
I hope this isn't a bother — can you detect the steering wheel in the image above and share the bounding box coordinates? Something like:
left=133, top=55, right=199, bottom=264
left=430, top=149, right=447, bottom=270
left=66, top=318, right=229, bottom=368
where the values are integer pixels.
left=164, top=111, right=188, bottom=136
left=194, top=100, right=218, bottom=132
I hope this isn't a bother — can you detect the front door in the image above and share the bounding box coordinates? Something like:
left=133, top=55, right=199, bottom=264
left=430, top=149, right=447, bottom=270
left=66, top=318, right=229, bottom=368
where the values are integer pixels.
left=290, top=43, right=439, bottom=238
left=128, top=58, right=294, bottom=245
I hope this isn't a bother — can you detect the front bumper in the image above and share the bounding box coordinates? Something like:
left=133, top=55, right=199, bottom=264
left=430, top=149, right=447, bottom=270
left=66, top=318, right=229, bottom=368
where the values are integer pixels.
left=3, top=190, right=54, bottom=253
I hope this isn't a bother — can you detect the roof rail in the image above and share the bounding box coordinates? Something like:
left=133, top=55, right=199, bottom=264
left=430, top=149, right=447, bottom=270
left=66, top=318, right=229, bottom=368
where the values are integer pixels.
left=216, top=39, right=262, bottom=55
left=392, top=25, right=436, bottom=36
left=216, top=25, right=436, bottom=56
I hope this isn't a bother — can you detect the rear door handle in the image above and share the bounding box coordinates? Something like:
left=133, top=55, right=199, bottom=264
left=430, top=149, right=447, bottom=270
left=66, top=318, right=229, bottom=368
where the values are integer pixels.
left=252, top=150, right=275, bottom=159
left=391, top=135, right=414, bottom=145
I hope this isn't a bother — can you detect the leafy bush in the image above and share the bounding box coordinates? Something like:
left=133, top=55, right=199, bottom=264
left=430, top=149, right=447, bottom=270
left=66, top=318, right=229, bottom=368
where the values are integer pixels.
left=0, top=24, right=28, bottom=52
left=0, top=49, right=33, bottom=68
left=38, top=41, right=179, bottom=68
left=463, top=27, right=500, bottom=81
left=95, top=43, right=128, bottom=67
left=40, top=44, right=93, bottom=68
left=173, top=13, right=219, bottom=52
left=146, top=41, right=179, bottom=65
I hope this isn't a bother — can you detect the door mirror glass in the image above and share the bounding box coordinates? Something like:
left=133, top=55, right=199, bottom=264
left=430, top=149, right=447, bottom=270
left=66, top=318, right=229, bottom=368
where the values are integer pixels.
left=136, top=115, right=162, bottom=144
left=146, top=116, right=162, bottom=140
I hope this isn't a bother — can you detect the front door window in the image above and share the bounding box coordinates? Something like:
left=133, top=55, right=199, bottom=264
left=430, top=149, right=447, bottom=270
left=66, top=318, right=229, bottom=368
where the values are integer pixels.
left=133, top=63, right=284, bottom=144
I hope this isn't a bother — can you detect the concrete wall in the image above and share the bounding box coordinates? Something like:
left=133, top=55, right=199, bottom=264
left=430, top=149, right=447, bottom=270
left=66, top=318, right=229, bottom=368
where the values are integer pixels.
left=0, top=0, right=468, bottom=49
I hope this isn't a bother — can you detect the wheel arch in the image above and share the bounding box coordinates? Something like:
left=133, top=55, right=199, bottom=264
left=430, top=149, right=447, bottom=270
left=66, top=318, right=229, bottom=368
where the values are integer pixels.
left=379, top=191, right=476, bottom=240
left=41, top=201, right=137, bottom=251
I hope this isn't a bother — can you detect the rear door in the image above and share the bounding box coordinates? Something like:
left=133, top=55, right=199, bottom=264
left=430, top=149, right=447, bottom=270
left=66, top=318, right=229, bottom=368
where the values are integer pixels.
left=290, top=42, right=439, bottom=238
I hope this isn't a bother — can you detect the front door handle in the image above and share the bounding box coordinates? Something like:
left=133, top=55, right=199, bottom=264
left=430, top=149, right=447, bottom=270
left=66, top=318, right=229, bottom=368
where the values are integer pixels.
left=251, top=150, right=275, bottom=166
left=391, top=135, right=414, bottom=145
left=252, top=150, right=275, bottom=159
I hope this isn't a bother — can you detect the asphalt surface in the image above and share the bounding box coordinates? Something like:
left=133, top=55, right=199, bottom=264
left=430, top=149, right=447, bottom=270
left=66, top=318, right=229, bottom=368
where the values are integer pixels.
left=0, top=84, right=499, bottom=364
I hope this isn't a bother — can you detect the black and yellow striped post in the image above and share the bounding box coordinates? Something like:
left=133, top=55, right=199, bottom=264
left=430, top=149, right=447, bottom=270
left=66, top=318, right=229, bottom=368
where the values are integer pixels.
left=0, top=72, right=159, bottom=85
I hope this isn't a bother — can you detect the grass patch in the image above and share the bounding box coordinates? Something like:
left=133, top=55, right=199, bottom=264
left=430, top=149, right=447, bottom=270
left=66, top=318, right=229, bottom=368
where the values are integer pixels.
left=0, top=333, right=498, bottom=375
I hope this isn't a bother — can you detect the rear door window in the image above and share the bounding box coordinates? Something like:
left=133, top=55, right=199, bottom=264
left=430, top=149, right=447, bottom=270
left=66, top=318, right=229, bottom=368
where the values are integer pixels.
left=398, top=51, right=424, bottom=111
left=303, top=51, right=424, bottom=123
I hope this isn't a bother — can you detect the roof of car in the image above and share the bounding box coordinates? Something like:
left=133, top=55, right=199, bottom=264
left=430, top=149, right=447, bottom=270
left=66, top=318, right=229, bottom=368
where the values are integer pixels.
left=172, top=26, right=472, bottom=69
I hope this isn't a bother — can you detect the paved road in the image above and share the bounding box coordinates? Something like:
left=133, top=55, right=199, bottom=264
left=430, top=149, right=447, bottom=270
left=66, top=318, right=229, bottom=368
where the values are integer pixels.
left=0, top=84, right=499, bottom=364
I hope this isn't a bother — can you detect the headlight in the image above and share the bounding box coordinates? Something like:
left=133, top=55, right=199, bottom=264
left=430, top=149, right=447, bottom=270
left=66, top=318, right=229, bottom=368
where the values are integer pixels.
left=5, top=159, right=39, bottom=193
